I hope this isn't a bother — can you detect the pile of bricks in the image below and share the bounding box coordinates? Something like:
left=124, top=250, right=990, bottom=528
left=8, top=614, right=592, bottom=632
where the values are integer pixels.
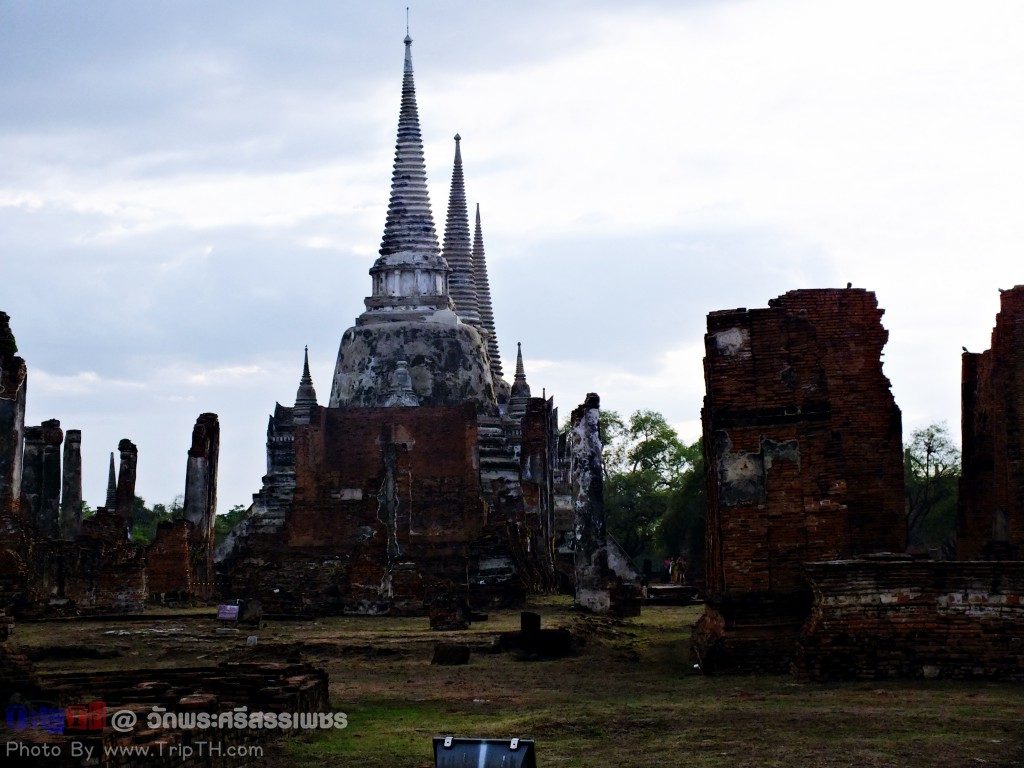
left=1, top=661, right=331, bottom=767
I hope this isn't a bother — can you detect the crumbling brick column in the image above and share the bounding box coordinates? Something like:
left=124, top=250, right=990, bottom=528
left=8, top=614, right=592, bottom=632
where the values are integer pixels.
left=569, top=392, right=612, bottom=612
left=183, top=413, right=219, bottom=600
left=60, top=429, right=82, bottom=540
left=114, top=438, right=137, bottom=530
left=694, top=288, right=906, bottom=673
left=0, top=312, right=27, bottom=517
left=959, top=285, right=1024, bottom=559
left=22, top=420, right=63, bottom=538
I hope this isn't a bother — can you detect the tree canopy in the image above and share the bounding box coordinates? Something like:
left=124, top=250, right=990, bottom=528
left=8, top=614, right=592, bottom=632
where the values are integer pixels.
left=597, top=409, right=704, bottom=575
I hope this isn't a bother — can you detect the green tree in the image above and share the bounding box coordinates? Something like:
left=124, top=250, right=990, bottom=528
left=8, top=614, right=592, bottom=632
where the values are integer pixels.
left=601, top=410, right=701, bottom=564
left=904, top=422, right=960, bottom=551
left=130, top=495, right=180, bottom=545
left=214, top=504, right=249, bottom=546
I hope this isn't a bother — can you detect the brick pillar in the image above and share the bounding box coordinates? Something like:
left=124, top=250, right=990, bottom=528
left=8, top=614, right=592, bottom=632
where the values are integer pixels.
left=569, top=392, right=611, bottom=612
left=114, top=439, right=138, bottom=530
left=0, top=313, right=27, bottom=516
left=183, top=413, right=219, bottom=600
left=60, top=429, right=82, bottom=540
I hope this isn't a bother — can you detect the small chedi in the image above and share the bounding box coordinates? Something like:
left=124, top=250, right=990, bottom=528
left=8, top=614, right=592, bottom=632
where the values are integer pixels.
left=216, top=35, right=622, bottom=618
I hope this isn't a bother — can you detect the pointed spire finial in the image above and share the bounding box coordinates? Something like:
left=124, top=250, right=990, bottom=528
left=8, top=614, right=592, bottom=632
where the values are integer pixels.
left=509, top=341, right=531, bottom=418
left=105, top=451, right=117, bottom=509
left=442, top=134, right=481, bottom=325
left=472, top=202, right=503, bottom=380
left=295, top=345, right=318, bottom=418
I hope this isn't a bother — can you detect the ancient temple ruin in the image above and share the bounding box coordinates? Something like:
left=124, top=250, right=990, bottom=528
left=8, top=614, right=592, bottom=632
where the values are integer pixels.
left=693, top=288, right=906, bottom=673
left=0, top=309, right=223, bottom=615
left=216, top=34, right=587, bottom=616
left=959, top=285, right=1024, bottom=559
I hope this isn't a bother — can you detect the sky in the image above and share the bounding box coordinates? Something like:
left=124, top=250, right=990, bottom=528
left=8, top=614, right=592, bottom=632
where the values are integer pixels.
left=2, top=0, right=1023, bottom=511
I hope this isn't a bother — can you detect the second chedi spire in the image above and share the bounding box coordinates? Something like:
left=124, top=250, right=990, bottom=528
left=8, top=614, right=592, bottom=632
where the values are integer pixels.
left=442, top=134, right=481, bottom=326
left=473, top=203, right=503, bottom=381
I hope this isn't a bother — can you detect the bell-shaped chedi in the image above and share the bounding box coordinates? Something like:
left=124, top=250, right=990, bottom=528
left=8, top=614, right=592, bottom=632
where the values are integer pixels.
left=329, top=36, right=496, bottom=411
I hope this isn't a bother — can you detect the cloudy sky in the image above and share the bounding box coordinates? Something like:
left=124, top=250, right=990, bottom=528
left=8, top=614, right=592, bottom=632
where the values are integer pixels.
left=2, top=0, right=1022, bottom=511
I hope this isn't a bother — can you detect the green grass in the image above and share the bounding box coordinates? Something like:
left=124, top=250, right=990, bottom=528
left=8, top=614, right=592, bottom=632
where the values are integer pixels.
left=11, top=600, right=1023, bottom=767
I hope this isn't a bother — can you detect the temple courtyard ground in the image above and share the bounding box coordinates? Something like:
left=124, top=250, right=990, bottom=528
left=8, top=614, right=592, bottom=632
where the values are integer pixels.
left=12, top=598, right=1023, bottom=767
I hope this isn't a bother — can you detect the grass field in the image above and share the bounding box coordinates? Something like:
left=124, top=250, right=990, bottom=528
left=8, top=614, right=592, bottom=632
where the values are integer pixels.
left=13, top=598, right=1023, bottom=767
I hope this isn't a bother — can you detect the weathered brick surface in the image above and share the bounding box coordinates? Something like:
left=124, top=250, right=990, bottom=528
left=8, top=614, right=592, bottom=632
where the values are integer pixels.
left=694, top=289, right=906, bottom=673
left=220, top=404, right=539, bottom=615
left=147, top=414, right=221, bottom=603
left=959, top=286, right=1024, bottom=559
left=147, top=519, right=195, bottom=599
left=798, top=558, right=1024, bottom=680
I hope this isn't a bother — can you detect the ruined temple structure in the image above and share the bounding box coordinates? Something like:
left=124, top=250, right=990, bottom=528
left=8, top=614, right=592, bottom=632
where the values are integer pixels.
left=693, top=289, right=907, bottom=673
left=0, top=314, right=146, bottom=614
left=146, top=413, right=221, bottom=603
left=959, top=285, right=1024, bottom=560
left=0, top=311, right=228, bottom=614
left=216, top=34, right=594, bottom=617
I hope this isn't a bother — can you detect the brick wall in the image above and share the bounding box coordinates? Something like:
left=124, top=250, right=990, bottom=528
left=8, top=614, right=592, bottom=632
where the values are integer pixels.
left=147, top=520, right=195, bottom=600
left=220, top=404, right=539, bottom=615
left=798, top=557, right=1024, bottom=680
left=694, top=289, right=906, bottom=673
left=959, top=285, right=1024, bottom=559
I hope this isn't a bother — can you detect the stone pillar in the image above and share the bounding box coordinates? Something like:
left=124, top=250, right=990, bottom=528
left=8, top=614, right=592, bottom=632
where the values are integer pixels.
left=60, top=430, right=82, bottom=540
left=114, top=439, right=138, bottom=530
left=22, top=421, right=63, bottom=538
left=183, top=413, right=219, bottom=600
left=40, top=420, right=63, bottom=539
left=20, top=427, right=43, bottom=526
left=0, top=312, right=27, bottom=516
left=569, top=392, right=612, bottom=612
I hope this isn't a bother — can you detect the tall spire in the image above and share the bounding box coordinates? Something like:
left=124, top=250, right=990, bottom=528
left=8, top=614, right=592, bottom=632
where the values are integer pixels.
left=508, top=341, right=532, bottom=419
left=360, top=34, right=453, bottom=325
left=104, top=452, right=117, bottom=509
left=294, top=346, right=318, bottom=413
left=473, top=203, right=503, bottom=380
left=380, top=35, right=439, bottom=257
left=442, top=134, right=481, bottom=325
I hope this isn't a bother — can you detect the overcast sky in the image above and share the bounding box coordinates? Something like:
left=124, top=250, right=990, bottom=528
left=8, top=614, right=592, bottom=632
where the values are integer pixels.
left=2, top=0, right=1022, bottom=511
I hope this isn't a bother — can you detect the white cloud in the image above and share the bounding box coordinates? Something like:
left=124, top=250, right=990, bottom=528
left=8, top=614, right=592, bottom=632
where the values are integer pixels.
left=31, top=370, right=145, bottom=395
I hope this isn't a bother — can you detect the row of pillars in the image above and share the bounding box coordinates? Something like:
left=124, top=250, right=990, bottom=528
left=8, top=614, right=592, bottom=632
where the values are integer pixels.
left=22, top=419, right=137, bottom=540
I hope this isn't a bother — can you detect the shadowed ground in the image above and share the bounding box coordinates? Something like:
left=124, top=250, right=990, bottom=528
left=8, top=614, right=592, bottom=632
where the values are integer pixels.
left=11, top=598, right=1023, bottom=767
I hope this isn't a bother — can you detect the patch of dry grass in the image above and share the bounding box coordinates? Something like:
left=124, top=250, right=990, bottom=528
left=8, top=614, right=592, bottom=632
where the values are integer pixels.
left=10, top=599, right=1023, bottom=767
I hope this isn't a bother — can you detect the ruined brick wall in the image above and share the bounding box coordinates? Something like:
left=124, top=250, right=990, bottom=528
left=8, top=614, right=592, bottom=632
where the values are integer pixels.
left=60, top=510, right=147, bottom=614
left=182, top=413, right=220, bottom=600
left=959, top=285, right=1024, bottom=559
left=147, top=519, right=195, bottom=600
left=519, top=397, right=558, bottom=588
left=221, top=404, right=499, bottom=614
left=798, top=558, right=1024, bottom=681
left=695, top=289, right=906, bottom=673
left=0, top=312, right=27, bottom=515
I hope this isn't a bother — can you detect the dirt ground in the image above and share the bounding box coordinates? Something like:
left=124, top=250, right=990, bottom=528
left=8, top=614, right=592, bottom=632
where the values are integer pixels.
left=10, top=597, right=1024, bottom=767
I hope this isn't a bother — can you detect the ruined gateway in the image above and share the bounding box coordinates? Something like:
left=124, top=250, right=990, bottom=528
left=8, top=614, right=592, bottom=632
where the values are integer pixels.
left=215, top=35, right=582, bottom=616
